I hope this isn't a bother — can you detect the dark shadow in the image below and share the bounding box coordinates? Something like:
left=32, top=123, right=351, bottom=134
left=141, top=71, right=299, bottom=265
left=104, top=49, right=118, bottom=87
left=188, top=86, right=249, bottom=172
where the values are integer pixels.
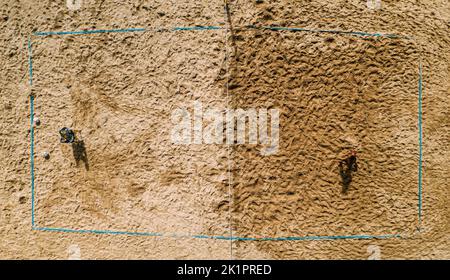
left=339, top=155, right=358, bottom=194
left=72, top=140, right=89, bottom=171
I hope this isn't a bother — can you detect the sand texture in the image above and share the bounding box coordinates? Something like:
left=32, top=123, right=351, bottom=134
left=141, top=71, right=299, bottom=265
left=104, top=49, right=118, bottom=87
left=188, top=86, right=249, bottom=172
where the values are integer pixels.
left=0, top=0, right=449, bottom=259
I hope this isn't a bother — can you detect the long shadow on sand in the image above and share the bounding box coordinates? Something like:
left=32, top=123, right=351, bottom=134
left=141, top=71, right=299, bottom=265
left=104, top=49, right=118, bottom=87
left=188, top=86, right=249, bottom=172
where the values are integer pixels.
left=72, top=140, right=89, bottom=171
left=339, top=156, right=358, bottom=194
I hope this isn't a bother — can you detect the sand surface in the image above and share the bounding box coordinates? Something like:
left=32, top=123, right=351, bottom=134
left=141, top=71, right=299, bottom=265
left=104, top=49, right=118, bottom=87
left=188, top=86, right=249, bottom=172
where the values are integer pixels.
left=0, top=0, right=449, bottom=259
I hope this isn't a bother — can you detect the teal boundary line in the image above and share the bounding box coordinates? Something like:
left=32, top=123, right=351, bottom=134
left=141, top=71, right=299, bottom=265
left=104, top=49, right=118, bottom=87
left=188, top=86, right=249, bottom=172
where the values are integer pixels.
left=34, top=227, right=162, bottom=237
left=34, top=227, right=401, bottom=241
left=172, top=26, right=223, bottom=31
left=28, top=36, right=35, bottom=227
left=418, top=62, right=423, bottom=230
left=29, top=26, right=418, bottom=241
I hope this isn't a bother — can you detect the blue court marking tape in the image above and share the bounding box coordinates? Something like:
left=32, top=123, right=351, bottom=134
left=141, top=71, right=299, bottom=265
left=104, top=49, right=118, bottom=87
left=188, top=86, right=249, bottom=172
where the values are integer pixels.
left=33, top=227, right=401, bottom=241
left=28, top=37, right=33, bottom=85
left=240, top=25, right=405, bottom=38
left=418, top=62, right=423, bottom=230
left=33, top=26, right=223, bottom=36
left=28, top=36, right=35, bottom=227
left=172, top=26, right=223, bottom=31
left=32, top=26, right=405, bottom=38
left=34, top=28, right=146, bottom=36
left=232, top=234, right=401, bottom=241
left=34, top=227, right=163, bottom=237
